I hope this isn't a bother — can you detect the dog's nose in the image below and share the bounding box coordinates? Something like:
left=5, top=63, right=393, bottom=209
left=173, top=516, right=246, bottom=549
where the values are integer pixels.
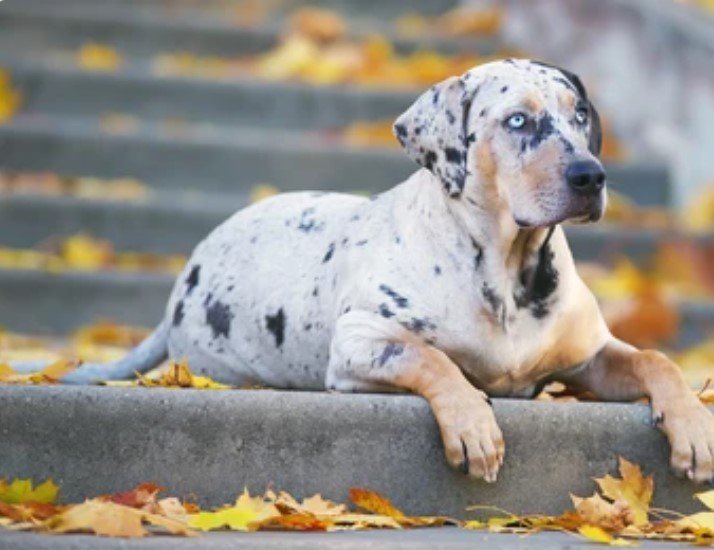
left=566, top=160, right=606, bottom=194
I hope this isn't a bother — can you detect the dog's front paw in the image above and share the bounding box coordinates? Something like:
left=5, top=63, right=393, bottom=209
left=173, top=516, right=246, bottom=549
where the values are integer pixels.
left=654, top=399, right=714, bottom=483
left=430, top=389, right=505, bottom=482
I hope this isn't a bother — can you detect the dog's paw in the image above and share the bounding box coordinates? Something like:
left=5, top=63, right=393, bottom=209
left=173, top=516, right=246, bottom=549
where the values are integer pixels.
left=430, top=389, right=505, bottom=482
left=655, top=400, right=714, bottom=483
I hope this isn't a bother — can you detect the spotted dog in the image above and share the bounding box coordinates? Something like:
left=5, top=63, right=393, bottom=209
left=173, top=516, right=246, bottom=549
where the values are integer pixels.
left=49, top=59, right=714, bottom=483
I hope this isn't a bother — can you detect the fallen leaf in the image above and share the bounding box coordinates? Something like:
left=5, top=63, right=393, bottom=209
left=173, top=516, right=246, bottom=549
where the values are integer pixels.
left=595, top=457, right=653, bottom=526
left=44, top=499, right=193, bottom=538
left=0, top=69, right=21, bottom=123
left=188, top=489, right=279, bottom=531
left=136, top=361, right=231, bottom=389
left=578, top=524, right=634, bottom=546
left=76, top=43, right=124, bottom=72
left=0, top=478, right=59, bottom=505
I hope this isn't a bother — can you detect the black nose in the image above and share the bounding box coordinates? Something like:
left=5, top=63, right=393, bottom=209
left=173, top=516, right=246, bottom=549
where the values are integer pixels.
left=566, top=160, right=606, bottom=194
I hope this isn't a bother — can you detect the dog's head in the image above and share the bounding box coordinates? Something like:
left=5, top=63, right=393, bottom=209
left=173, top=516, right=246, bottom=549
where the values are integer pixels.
left=394, top=58, right=606, bottom=227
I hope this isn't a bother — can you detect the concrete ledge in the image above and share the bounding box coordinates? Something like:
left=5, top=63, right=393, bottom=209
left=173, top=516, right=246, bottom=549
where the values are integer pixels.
left=0, top=386, right=709, bottom=517
left=0, top=116, right=672, bottom=205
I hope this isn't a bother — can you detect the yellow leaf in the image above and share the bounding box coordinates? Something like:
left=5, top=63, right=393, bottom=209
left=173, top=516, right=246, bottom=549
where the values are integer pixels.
left=0, top=69, right=21, bottom=123
left=695, top=490, right=714, bottom=511
left=76, top=43, right=124, bottom=72
left=188, top=489, right=279, bottom=531
left=349, top=488, right=405, bottom=519
left=137, top=361, right=230, bottom=389
left=595, top=457, right=653, bottom=526
left=62, top=234, right=112, bottom=270
left=0, top=363, right=16, bottom=381
left=0, top=478, right=59, bottom=505
left=677, top=512, right=714, bottom=531
left=272, top=491, right=346, bottom=516
left=249, top=184, right=280, bottom=204
left=578, top=525, right=634, bottom=546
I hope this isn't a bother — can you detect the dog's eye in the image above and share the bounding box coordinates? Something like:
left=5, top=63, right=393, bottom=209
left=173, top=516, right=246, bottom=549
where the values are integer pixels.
left=575, top=108, right=588, bottom=125
left=505, top=113, right=527, bottom=130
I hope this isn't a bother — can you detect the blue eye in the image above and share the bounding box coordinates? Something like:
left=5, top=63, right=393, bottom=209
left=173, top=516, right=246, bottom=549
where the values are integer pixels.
left=575, top=108, right=588, bottom=125
left=506, top=113, right=527, bottom=130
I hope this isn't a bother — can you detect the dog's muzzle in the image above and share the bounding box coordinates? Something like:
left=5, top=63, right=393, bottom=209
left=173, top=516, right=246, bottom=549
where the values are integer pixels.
left=565, top=160, right=606, bottom=221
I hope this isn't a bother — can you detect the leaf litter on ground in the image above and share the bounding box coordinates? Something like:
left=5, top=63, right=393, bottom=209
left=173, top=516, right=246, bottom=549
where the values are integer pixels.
left=0, top=460, right=713, bottom=544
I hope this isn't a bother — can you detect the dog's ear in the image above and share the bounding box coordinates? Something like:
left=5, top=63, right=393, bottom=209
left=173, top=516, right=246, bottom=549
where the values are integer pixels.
left=533, top=62, right=602, bottom=157
left=393, top=76, right=476, bottom=197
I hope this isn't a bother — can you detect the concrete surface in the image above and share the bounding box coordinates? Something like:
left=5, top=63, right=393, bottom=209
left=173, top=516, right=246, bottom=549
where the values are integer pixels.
left=0, top=3, right=496, bottom=59
left=0, top=528, right=695, bottom=549
left=0, top=116, right=672, bottom=205
left=0, top=387, right=710, bottom=517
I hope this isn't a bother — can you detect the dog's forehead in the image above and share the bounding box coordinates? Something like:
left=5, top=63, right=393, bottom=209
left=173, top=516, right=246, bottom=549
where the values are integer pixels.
left=463, top=59, right=578, bottom=103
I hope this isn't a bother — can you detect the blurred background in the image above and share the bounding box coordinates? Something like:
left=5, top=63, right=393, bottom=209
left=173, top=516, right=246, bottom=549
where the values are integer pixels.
left=0, top=0, right=711, bottom=390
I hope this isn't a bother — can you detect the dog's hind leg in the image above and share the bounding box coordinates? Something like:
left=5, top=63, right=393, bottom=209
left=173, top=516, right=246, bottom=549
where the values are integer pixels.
left=7, top=319, right=170, bottom=385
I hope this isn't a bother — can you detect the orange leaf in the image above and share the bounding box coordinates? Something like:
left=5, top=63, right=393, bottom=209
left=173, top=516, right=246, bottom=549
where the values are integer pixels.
left=349, top=488, right=405, bottom=519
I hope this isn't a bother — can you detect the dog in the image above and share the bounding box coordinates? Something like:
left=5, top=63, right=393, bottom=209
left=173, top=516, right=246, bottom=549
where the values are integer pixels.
left=36, top=58, right=713, bottom=483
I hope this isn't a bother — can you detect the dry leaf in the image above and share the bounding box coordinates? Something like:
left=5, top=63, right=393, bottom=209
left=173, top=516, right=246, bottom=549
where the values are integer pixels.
left=0, top=479, right=59, bottom=505
left=595, top=457, right=653, bottom=527
left=578, top=524, right=634, bottom=546
left=44, top=499, right=193, bottom=538
left=0, top=69, right=21, bottom=123
left=188, top=489, right=279, bottom=531
left=136, top=361, right=231, bottom=390
left=76, top=43, right=124, bottom=72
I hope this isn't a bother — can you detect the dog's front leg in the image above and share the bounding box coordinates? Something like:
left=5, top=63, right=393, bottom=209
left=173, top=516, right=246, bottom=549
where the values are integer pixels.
left=561, top=338, right=714, bottom=483
left=327, top=311, right=504, bottom=482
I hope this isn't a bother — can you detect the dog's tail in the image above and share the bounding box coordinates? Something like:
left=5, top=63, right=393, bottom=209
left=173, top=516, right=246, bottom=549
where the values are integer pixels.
left=8, top=319, right=170, bottom=384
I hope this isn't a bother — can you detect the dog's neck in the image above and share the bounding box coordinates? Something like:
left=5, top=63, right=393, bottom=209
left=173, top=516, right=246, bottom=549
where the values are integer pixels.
left=409, top=169, right=555, bottom=325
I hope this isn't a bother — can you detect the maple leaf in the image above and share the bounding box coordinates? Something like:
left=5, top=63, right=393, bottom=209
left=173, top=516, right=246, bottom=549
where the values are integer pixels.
left=0, top=501, right=61, bottom=522
left=101, top=483, right=164, bottom=512
left=595, top=457, right=653, bottom=526
left=271, top=491, right=346, bottom=516
left=254, top=513, right=332, bottom=531
left=0, top=478, right=59, bottom=505
left=0, top=360, right=78, bottom=385
left=349, top=488, right=405, bottom=519
left=43, top=499, right=194, bottom=538
left=571, top=494, right=629, bottom=532
left=188, top=489, right=279, bottom=531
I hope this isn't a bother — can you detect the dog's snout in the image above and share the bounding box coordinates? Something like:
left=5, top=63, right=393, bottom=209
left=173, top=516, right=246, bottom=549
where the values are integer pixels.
left=565, top=160, right=606, bottom=194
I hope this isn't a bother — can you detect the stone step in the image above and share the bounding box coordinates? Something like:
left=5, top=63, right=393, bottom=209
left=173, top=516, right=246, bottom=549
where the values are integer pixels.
left=0, top=386, right=709, bottom=519
left=7, top=61, right=415, bottom=131
left=0, top=0, right=464, bottom=33
left=0, top=117, right=673, bottom=205
left=0, top=269, right=709, bottom=348
left=0, top=2, right=495, bottom=59
left=0, top=193, right=709, bottom=262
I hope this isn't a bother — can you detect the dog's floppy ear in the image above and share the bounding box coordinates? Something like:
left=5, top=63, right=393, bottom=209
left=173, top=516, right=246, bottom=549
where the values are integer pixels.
left=393, top=76, right=477, bottom=197
left=533, top=61, right=602, bottom=157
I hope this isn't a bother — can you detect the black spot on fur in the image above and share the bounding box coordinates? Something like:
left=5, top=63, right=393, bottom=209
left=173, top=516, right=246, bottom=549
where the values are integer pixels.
left=482, top=283, right=503, bottom=314
left=444, top=147, right=462, bottom=164
left=206, top=300, right=232, bottom=339
left=500, top=85, right=509, bottom=93
left=378, top=304, right=394, bottom=318
left=401, top=317, right=436, bottom=334
left=172, top=300, right=184, bottom=327
left=515, top=227, right=559, bottom=319
left=379, top=284, right=409, bottom=308
left=185, top=265, right=200, bottom=295
left=553, top=76, right=576, bottom=93
left=395, top=123, right=408, bottom=138
left=424, top=150, right=437, bottom=170
left=527, top=113, right=556, bottom=149
left=378, top=343, right=405, bottom=367
left=434, top=265, right=442, bottom=276
left=297, top=207, right=324, bottom=233
left=355, top=239, right=368, bottom=246
left=322, top=242, right=335, bottom=263
left=312, top=286, right=319, bottom=297
left=265, top=308, right=286, bottom=347
left=445, top=110, right=456, bottom=124
left=479, top=108, right=487, bottom=117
